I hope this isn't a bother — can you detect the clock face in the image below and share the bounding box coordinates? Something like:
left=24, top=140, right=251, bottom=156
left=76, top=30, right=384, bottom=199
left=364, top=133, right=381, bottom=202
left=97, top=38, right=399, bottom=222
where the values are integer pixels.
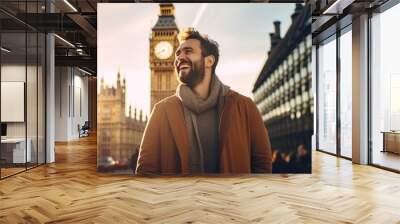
left=154, top=41, right=173, bottom=60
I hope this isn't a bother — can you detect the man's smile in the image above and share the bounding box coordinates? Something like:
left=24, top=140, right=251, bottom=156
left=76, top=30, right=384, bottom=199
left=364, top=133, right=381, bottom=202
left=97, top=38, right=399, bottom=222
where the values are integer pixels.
left=177, top=62, right=191, bottom=72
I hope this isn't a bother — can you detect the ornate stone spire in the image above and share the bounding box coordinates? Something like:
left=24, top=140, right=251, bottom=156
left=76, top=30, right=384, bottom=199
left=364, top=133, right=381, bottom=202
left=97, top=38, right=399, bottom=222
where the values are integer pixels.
left=117, top=68, right=121, bottom=89
left=134, top=108, right=137, bottom=120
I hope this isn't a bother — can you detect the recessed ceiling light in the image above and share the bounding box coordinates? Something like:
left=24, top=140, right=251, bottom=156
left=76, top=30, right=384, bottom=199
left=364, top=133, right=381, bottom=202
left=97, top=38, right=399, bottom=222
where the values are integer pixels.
left=1, top=47, right=11, bottom=53
left=54, top=34, right=75, bottom=48
left=63, top=0, right=78, bottom=12
left=78, top=67, right=93, bottom=76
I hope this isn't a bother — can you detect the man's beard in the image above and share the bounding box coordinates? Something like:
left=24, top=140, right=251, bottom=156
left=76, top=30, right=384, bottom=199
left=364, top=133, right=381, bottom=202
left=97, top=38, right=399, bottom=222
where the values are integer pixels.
left=176, top=58, right=205, bottom=88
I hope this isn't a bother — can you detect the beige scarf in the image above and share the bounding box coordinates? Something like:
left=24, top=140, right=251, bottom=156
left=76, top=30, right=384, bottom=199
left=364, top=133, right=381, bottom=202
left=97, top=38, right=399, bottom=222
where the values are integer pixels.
left=176, top=75, right=230, bottom=173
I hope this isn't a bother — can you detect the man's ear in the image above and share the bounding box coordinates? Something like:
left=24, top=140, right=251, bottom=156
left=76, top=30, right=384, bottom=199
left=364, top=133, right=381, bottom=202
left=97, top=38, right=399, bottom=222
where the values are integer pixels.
left=205, top=55, right=215, bottom=69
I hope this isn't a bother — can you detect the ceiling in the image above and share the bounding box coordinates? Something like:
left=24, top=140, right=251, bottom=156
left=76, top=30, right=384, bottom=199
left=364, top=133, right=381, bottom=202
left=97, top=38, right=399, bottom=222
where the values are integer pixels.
left=1, top=0, right=308, bottom=75
left=1, top=0, right=99, bottom=74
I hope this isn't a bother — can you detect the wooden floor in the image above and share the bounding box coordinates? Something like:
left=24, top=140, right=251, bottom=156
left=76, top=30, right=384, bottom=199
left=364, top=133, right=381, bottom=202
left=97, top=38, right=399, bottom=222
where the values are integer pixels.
left=1, top=167, right=26, bottom=178
left=1, top=135, right=400, bottom=223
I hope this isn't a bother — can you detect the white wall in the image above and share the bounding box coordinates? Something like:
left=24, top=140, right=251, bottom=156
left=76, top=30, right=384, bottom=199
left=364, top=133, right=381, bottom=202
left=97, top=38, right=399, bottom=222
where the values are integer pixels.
left=71, top=72, right=89, bottom=138
left=55, top=67, right=89, bottom=141
left=1, top=63, right=46, bottom=163
left=1, top=65, right=36, bottom=138
left=1, top=65, right=26, bottom=134
left=55, top=66, right=69, bottom=141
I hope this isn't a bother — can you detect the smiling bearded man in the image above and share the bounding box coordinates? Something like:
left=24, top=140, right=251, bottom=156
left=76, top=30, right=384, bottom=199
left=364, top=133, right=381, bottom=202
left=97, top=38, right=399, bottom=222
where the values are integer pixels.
left=136, top=28, right=272, bottom=175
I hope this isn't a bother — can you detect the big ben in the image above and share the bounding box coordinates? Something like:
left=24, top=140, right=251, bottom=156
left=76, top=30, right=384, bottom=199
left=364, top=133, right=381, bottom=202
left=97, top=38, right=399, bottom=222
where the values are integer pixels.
left=149, top=3, right=180, bottom=111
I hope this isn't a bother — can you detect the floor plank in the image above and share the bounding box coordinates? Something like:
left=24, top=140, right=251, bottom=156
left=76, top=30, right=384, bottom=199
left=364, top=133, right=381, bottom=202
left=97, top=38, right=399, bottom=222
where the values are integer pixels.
left=0, top=135, right=399, bottom=223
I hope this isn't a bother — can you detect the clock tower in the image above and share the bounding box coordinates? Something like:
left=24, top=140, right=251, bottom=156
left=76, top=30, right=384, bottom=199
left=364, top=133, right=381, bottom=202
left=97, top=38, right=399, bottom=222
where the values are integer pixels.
left=149, top=3, right=179, bottom=111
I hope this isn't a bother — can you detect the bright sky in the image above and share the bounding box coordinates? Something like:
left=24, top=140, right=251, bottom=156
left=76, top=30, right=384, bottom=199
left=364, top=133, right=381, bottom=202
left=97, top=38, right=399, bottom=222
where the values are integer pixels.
left=98, top=3, right=295, bottom=116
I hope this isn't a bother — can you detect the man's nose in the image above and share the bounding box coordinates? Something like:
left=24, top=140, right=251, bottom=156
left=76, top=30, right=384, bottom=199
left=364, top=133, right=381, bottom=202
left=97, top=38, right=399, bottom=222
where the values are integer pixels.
left=174, top=58, right=180, bottom=67
left=175, top=55, right=185, bottom=66
left=177, top=50, right=189, bottom=60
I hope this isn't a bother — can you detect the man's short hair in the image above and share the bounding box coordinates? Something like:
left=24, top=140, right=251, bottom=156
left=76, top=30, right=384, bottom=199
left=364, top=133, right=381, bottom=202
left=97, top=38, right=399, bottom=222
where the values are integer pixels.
left=178, top=28, right=219, bottom=74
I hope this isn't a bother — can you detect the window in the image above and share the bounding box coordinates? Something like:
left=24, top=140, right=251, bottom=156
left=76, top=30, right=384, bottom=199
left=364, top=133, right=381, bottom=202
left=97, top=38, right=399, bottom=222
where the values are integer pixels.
left=0, top=2, right=46, bottom=179
left=166, top=74, right=171, bottom=89
left=157, top=74, right=162, bottom=90
left=370, top=3, right=400, bottom=171
left=339, top=27, right=352, bottom=158
left=317, top=35, right=337, bottom=154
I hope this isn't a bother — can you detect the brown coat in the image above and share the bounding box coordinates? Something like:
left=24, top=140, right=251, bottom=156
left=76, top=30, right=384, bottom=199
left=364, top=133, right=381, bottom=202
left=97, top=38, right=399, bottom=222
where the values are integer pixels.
left=135, top=90, right=272, bottom=175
